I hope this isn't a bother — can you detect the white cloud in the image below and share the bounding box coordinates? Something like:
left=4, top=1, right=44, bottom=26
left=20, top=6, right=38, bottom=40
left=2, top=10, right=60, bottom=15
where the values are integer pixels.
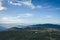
left=0, top=6, right=6, bottom=11
left=8, top=0, right=35, bottom=9
left=0, top=17, right=22, bottom=24
left=17, top=13, right=33, bottom=18
left=0, top=0, right=6, bottom=11
left=20, top=0, right=35, bottom=9
left=46, top=15, right=52, bottom=18
left=39, top=15, right=52, bottom=20
left=0, top=13, right=33, bottom=24
left=9, top=0, right=52, bottom=9
left=36, top=5, right=42, bottom=8
left=9, top=1, right=22, bottom=6
left=23, top=13, right=33, bottom=17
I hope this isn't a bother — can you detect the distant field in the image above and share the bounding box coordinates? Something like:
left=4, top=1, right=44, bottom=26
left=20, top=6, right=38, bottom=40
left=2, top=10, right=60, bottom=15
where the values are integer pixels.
left=0, top=28, right=60, bottom=40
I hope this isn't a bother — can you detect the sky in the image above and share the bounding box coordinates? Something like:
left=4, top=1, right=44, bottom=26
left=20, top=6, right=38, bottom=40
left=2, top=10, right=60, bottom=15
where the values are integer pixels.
left=0, top=0, right=60, bottom=25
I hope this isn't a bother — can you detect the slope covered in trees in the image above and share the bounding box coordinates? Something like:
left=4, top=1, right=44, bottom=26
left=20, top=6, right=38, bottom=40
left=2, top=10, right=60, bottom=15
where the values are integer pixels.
left=0, top=27, right=60, bottom=40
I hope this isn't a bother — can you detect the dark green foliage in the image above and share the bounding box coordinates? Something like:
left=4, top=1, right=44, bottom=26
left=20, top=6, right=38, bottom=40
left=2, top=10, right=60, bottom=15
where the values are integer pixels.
left=0, top=28, right=60, bottom=40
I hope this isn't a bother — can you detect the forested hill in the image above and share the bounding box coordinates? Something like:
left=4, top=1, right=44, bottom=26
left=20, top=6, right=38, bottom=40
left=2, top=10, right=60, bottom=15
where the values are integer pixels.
left=0, top=27, right=60, bottom=40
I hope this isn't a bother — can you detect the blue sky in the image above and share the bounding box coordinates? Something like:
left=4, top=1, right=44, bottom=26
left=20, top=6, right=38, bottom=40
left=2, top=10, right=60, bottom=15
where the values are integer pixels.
left=0, top=0, right=60, bottom=24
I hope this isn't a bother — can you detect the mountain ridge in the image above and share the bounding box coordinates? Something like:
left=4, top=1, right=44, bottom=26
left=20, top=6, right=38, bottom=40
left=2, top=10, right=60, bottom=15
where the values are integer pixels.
left=0, top=23, right=60, bottom=31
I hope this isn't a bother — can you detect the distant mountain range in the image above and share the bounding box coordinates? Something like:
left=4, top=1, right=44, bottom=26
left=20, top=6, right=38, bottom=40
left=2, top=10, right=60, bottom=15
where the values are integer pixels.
left=0, top=23, right=60, bottom=31
left=28, top=24, right=60, bottom=28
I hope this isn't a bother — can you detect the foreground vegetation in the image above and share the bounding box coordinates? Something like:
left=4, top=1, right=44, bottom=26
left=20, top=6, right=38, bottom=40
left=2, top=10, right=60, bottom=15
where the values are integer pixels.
left=0, top=28, right=60, bottom=40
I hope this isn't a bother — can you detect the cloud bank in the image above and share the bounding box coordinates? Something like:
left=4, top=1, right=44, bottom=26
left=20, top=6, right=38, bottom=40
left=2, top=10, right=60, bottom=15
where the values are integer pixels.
left=0, top=13, right=33, bottom=24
